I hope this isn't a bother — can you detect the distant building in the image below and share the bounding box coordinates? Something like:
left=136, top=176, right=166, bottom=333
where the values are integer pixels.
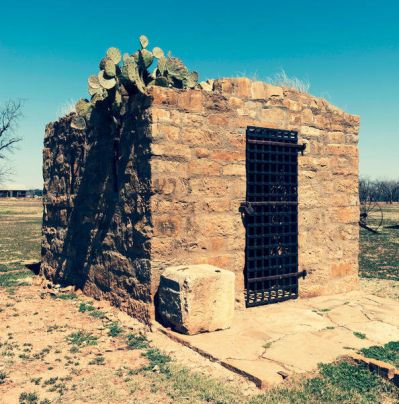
left=0, top=183, right=29, bottom=198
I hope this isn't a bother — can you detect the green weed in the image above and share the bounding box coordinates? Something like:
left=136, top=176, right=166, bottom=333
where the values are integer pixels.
left=107, top=322, right=123, bottom=337
left=89, top=355, right=105, bottom=365
left=0, top=371, right=6, bottom=384
left=66, top=331, right=98, bottom=347
left=360, top=340, right=399, bottom=367
left=52, top=293, right=77, bottom=300
left=19, top=392, right=39, bottom=404
left=353, top=331, right=367, bottom=339
left=126, top=333, right=150, bottom=350
left=78, top=302, right=95, bottom=313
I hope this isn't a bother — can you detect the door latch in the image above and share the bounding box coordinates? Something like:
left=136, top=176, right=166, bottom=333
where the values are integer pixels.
left=239, top=201, right=255, bottom=216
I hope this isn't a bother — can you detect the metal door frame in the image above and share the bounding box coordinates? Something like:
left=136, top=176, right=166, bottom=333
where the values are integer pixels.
left=241, top=126, right=306, bottom=307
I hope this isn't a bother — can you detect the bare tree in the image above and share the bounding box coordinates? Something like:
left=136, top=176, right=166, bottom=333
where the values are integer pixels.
left=376, top=180, right=399, bottom=204
left=0, top=165, right=12, bottom=185
left=0, top=100, right=23, bottom=183
left=359, top=177, right=377, bottom=203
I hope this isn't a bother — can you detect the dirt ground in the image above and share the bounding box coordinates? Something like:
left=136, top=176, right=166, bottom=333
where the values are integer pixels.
left=1, top=199, right=398, bottom=403
left=0, top=282, right=260, bottom=403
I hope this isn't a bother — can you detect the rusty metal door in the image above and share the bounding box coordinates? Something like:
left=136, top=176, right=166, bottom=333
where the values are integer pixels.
left=241, top=126, right=306, bottom=307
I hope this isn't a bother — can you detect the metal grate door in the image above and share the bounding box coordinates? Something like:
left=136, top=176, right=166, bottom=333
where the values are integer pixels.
left=241, top=126, right=307, bottom=307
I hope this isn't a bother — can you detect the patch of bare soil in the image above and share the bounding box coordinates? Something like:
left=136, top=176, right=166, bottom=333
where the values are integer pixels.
left=0, top=281, right=257, bottom=404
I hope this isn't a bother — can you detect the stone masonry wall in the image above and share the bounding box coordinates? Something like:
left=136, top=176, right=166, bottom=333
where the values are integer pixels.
left=148, top=78, right=360, bottom=308
left=42, top=78, right=359, bottom=323
left=42, top=94, right=154, bottom=324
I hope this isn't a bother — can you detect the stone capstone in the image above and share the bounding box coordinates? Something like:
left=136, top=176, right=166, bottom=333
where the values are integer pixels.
left=158, top=264, right=235, bottom=335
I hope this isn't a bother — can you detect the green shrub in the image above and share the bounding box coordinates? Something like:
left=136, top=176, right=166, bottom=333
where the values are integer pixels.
left=360, top=340, right=399, bottom=367
left=143, top=348, right=171, bottom=374
left=126, top=333, right=149, bottom=350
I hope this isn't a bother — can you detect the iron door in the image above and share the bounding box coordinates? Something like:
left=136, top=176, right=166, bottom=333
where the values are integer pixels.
left=243, top=126, right=306, bottom=307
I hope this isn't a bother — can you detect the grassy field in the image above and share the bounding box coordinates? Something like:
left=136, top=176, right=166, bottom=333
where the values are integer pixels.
left=0, top=199, right=41, bottom=288
left=360, top=203, right=399, bottom=281
left=0, top=199, right=398, bottom=403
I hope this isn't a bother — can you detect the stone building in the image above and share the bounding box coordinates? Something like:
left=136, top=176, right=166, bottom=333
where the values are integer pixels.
left=41, top=78, right=360, bottom=325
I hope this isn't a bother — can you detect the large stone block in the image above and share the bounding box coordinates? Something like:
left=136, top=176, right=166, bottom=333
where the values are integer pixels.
left=158, top=264, right=235, bottom=335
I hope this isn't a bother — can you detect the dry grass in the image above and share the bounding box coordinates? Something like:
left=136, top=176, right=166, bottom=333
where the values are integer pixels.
left=266, top=70, right=310, bottom=93
left=56, top=99, right=76, bottom=119
left=360, top=203, right=399, bottom=282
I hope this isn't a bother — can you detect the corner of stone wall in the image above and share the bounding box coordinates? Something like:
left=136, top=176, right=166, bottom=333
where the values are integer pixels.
left=41, top=95, right=155, bottom=325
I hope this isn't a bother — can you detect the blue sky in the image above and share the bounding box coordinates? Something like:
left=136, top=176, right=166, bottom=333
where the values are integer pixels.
left=0, top=0, right=398, bottom=187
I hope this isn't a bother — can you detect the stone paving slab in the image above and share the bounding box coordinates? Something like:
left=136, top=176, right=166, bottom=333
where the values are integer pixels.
left=158, top=291, right=399, bottom=388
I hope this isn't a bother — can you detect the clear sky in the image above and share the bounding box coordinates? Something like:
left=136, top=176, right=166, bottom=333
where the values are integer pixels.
left=0, top=0, right=398, bottom=187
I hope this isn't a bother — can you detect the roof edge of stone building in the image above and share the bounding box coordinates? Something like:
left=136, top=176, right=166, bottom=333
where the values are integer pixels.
left=50, top=77, right=359, bottom=126
left=147, top=77, right=359, bottom=124
left=212, top=77, right=359, bottom=119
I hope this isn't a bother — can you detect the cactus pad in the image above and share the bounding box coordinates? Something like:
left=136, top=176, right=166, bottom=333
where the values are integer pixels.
left=157, top=56, right=167, bottom=75
left=185, top=71, right=199, bottom=88
left=75, top=99, right=91, bottom=116
left=121, top=62, right=146, bottom=93
left=98, top=70, right=116, bottom=89
left=71, top=116, right=86, bottom=130
left=88, top=75, right=101, bottom=89
left=152, top=47, right=164, bottom=58
left=139, top=35, right=149, bottom=49
left=103, top=58, right=117, bottom=77
left=91, top=90, right=108, bottom=104
left=123, top=53, right=135, bottom=65
left=88, top=85, right=106, bottom=97
left=139, top=49, right=154, bottom=68
left=106, top=47, right=121, bottom=64
left=165, top=57, right=189, bottom=81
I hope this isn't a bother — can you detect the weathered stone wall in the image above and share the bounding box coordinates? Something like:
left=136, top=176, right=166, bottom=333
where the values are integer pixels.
left=148, top=78, right=360, bottom=306
left=42, top=94, right=154, bottom=324
left=42, top=78, right=360, bottom=322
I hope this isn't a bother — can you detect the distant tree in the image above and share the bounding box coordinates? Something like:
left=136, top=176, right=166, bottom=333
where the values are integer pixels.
left=376, top=180, right=399, bottom=204
left=0, top=100, right=23, bottom=183
left=359, top=177, right=399, bottom=204
left=359, top=177, right=377, bottom=203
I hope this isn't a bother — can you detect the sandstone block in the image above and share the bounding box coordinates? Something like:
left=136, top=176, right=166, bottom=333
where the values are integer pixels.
left=158, top=264, right=235, bottom=335
left=188, top=159, right=221, bottom=176
left=151, top=143, right=192, bottom=160
left=213, top=78, right=252, bottom=98
left=251, top=81, right=283, bottom=100
left=151, top=107, right=170, bottom=122
left=222, top=163, right=245, bottom=176
left=151, top=123, right=180, bottom=142
left=177, top=90, right=204, bottom=112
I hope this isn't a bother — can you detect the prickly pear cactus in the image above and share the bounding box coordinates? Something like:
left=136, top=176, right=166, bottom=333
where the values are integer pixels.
left=73, top=34, right=203, bottom=129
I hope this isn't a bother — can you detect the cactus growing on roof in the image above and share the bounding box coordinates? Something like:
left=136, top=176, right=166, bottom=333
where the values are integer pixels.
left=73, top=34, right=201, bottom=129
